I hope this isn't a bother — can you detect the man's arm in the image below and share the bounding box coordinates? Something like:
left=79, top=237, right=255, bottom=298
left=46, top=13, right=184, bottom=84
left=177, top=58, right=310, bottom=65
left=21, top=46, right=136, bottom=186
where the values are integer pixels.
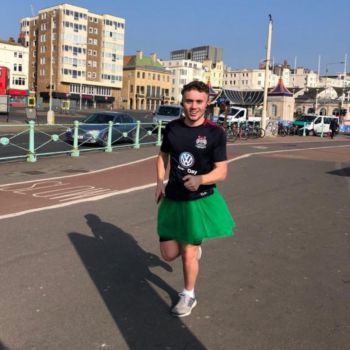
left=155, top=151, right=169, bottom=203
left=183, top=161, right=227, bottom=192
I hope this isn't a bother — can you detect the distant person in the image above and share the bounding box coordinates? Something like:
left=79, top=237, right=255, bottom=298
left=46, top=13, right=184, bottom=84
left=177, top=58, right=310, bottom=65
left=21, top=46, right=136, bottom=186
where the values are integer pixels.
left=155, top=81, right=235, bottom=317
left=330, top=118, right=338, bottom=139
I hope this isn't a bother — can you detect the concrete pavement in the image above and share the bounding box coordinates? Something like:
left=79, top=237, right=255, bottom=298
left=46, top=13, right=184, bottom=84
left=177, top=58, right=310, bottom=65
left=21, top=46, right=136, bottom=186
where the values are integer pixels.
left=0, top=136, right=350, bottom=349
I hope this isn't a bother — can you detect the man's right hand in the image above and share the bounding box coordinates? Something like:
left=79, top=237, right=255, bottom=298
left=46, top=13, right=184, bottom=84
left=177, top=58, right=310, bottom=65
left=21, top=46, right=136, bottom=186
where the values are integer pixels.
left=155, top=182, right=165, bottom=204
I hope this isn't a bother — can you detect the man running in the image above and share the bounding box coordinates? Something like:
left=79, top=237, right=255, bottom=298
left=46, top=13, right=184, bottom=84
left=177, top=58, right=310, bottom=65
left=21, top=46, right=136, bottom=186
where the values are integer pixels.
left=155, top=80, right=235, bottom=317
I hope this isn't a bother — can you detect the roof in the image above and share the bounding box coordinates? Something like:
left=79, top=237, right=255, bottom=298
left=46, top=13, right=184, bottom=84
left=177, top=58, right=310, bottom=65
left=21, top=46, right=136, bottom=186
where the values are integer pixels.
left=124, top=54, right=165, bottom=72
left=268, top=78, right=292, bottom=96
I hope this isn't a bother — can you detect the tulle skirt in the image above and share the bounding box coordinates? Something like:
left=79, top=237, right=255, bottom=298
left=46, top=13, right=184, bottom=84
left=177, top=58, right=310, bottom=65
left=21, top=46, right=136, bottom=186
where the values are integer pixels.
left=157, top=188, right=235, bottom=244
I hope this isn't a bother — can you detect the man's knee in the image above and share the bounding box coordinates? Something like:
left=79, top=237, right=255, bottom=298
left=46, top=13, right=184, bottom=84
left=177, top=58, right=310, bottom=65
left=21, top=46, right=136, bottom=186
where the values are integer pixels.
left=160, top=241, right=180, bottom=261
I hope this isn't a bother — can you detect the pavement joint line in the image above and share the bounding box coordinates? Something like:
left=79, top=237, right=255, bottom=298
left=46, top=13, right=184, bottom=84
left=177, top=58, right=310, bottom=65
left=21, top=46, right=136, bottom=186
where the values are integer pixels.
left=1, top=143, right=349, bottom=221
left=227, top=138, right=349, bottom=147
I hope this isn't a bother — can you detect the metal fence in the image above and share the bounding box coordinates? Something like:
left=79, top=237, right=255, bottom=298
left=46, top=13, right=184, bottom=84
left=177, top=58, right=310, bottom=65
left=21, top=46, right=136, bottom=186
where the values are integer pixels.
left=0, top=120, right=163, bottom=162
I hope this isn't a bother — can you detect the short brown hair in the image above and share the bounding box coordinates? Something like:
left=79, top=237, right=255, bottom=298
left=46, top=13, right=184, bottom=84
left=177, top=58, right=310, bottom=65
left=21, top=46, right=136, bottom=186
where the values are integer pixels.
left=181, top=81, right=209, bottom=96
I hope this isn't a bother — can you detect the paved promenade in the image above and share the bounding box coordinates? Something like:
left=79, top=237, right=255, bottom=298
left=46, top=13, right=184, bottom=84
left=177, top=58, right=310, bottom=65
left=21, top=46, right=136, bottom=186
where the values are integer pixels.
left=0, top=136, right=349, bottom=349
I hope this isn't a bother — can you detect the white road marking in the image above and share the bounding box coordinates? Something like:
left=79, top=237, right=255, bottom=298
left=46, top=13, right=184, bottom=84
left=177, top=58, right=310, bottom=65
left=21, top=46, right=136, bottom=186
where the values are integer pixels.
left=0, top=154, right=158, bottom=188
left=0, top=144, right=349, bottom=220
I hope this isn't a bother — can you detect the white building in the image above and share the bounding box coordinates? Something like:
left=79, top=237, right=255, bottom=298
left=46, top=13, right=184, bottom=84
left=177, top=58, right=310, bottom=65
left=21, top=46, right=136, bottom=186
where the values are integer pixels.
left=0, top=39, right=29, bottom=106
left=223, top=67, right=278, bottom=90
left=20, top=3, right=125, bottom=108
left=162, top=59, right=204, bottom=103
left=223, top=66, right=319, bottom=91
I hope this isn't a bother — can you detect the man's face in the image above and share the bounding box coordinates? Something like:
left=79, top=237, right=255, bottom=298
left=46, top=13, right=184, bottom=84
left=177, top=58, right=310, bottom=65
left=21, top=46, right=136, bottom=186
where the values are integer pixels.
left=182, top=89, right=209, bottom=126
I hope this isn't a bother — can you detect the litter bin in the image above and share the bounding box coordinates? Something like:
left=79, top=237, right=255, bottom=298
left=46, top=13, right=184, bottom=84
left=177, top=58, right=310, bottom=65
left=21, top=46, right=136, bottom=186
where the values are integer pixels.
left=25, top=108, right=37, bottom=123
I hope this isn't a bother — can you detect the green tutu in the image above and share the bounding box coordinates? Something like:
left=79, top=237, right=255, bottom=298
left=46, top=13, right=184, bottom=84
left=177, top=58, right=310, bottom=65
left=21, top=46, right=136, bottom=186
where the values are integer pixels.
left=157, top=188, right=235, bottom=244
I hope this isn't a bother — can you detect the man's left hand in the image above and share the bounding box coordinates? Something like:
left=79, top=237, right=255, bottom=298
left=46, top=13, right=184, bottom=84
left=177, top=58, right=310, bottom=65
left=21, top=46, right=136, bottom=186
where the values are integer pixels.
left=183, top=175, right=202, bottom=191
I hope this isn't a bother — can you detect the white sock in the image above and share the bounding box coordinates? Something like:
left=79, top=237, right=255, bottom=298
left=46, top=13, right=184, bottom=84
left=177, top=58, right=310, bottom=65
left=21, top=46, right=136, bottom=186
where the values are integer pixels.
left=182, top=288, right=195, bottom=298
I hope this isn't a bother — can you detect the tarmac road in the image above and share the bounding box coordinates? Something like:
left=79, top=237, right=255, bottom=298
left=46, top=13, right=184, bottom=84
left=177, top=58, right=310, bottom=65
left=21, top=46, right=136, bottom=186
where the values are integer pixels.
left=0, top=136, right=349, bottom=350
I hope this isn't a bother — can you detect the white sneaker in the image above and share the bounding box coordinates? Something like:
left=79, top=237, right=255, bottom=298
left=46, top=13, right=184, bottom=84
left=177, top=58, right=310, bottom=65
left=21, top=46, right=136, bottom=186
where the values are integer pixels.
left=171, top=293, right=197, bottom=317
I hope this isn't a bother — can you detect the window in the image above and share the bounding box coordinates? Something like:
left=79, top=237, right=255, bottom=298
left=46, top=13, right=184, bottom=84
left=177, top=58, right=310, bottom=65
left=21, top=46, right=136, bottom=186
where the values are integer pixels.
left=94, top=28, right=98, bottom=34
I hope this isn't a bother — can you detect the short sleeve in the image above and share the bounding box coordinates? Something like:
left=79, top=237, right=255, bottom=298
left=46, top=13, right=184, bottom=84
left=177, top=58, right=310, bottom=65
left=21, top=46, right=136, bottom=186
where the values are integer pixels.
left=160, top=124, right=171, bottom=153
left=212, top=128, right=227, bottom=162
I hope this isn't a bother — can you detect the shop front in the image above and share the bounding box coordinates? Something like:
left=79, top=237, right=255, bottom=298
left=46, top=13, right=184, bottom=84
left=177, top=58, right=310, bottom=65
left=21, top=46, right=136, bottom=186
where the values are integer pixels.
left=8, top=89, right=28, bottom=107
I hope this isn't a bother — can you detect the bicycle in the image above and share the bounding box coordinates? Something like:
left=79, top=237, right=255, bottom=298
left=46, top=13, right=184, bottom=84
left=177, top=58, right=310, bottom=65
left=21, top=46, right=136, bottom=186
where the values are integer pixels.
left=246, top=124, right=265, bottom=139
left=225, top=122, right=248, bottom=141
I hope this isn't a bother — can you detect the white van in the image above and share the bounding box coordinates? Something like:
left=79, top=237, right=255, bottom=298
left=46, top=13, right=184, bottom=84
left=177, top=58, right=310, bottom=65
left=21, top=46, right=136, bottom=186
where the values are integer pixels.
left=218, top=106, right=261, bottom=124
left=296, top=115, right=339, bottom=136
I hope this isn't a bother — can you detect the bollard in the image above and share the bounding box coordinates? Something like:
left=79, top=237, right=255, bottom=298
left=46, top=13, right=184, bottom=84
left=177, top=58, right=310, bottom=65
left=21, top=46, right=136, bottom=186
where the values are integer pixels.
left=71, top=120, right=80, bottom=157
left=105, top=121, right=113, bottom=153
left=26, top=120, right=37, bottom=162
left=133, top=120, right=141, bottom=149
left=320, top=120, right=324, bottom=138
left=303, top=122, right=306, bottom=137
left=156, top=121, right=162, bottom=146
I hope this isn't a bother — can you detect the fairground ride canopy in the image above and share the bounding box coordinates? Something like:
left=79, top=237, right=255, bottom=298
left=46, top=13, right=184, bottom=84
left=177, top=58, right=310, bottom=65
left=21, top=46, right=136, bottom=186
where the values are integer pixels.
left=212, top=89, right=264, bottom=107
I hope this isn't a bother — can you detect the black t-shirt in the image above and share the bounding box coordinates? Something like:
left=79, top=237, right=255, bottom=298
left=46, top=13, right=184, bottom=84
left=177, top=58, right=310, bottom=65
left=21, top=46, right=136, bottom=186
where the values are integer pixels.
left=161, top=118, right=227, bottom=201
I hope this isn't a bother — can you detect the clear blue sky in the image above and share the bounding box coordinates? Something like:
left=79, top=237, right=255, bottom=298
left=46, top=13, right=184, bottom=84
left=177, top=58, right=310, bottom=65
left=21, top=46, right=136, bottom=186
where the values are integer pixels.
left=2, top=0, right=349, bottom=74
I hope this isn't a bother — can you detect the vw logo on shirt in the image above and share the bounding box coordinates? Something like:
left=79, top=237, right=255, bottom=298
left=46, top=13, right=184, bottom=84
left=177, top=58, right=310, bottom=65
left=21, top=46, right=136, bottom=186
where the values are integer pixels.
left=179, top=152, right=195, bottom=168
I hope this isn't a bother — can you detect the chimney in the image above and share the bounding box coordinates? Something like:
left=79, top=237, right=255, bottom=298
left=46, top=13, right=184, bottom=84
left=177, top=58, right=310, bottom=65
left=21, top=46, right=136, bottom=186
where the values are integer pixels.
left=136, top=50, right=143, bottom=59
left=150, top=53, right=157, bottom=63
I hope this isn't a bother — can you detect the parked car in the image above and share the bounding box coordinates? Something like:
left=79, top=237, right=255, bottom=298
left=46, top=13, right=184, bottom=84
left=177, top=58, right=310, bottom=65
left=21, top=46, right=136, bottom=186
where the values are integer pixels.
left=152, top=104, right=183, bottom=128
left=65, top=112, right=137, bottom=146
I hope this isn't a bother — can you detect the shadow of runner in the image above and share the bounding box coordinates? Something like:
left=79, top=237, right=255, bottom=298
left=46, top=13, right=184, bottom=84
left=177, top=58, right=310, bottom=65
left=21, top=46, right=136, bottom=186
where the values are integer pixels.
left=0, top=340, right=10, bottom=350
left=68, top=214, right=206, bottom=350
left=327, top=167, right=350, bottom=177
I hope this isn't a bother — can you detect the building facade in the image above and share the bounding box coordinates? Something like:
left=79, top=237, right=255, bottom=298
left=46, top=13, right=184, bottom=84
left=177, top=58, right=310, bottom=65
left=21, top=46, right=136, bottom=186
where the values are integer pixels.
left=19, top=3, right=125, bottom=109
left=0, top=39, right=29, bottom=106
left=170, top=46, right=223, bottom=64
left=121, top=51, right=171, bottom=111
left=162, top=59, right=204, bottom=103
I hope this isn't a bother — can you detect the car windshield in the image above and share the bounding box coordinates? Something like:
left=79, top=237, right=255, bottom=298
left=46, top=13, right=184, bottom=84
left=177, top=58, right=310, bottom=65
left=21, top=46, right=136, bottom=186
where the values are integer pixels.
left=157, top=106, right=181, bottom=116
left=296, top=115, right=316, bottom=122
left=83, top=113, right=116, bottom=124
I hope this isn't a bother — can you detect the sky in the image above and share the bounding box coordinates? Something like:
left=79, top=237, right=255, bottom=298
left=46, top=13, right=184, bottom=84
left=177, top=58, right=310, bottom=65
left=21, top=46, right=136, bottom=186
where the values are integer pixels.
left=1, top=0, right=350, bottom=75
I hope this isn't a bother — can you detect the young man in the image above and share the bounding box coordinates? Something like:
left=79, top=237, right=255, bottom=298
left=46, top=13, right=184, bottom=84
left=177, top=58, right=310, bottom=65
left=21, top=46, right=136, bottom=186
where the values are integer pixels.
left=155, top=80, right=235, bottom=317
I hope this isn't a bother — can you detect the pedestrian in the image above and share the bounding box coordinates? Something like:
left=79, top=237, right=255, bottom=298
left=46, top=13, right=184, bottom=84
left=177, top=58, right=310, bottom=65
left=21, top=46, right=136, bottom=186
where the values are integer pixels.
left=330, top=118, right=338, bottom=139
left=155, top=80, right=236, bottom=317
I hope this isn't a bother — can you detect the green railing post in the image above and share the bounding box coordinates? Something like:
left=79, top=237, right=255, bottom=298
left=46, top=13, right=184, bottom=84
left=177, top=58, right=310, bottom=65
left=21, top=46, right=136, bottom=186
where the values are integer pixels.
left=156, top=121, right=162, bottom=146
left=133, top=120, right=141, bottom=149
left=71, top=120, right=80, bottom=157
left=26, top=120, right=37, bottom=162
left=105, top=121, right=113, bottom=152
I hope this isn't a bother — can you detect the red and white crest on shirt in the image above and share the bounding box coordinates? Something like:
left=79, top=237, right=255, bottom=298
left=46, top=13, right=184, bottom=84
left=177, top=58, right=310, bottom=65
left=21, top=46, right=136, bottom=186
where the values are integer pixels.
left=195, top=135, right=207, bottom=149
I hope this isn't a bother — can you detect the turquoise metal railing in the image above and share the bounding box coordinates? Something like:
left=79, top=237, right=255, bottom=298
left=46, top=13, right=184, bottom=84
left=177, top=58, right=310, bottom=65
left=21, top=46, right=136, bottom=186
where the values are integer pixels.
left=0, top=120, right=163, bottom=163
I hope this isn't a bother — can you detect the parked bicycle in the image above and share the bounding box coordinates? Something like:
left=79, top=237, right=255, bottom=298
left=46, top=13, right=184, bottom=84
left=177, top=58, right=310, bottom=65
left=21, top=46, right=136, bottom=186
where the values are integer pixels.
left=246, top=124, right=265, bottom=139
left=225, top=122, right=248, bottom=141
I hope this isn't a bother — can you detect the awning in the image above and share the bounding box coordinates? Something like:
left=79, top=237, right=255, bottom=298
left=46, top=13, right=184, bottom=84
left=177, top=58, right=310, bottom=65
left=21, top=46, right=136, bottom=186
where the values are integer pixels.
left=94, top=96, right=115, bottom=103
left=8, top=89, right=28, bottom=96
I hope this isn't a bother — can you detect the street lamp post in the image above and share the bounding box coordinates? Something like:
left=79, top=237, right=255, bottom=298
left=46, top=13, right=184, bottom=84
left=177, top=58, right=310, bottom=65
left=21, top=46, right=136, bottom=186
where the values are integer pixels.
left=76, top=43, right=86, bottom=111
left=47, top=15, right=55, bottom=124
left=261, top=14, right=273, bottom=131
